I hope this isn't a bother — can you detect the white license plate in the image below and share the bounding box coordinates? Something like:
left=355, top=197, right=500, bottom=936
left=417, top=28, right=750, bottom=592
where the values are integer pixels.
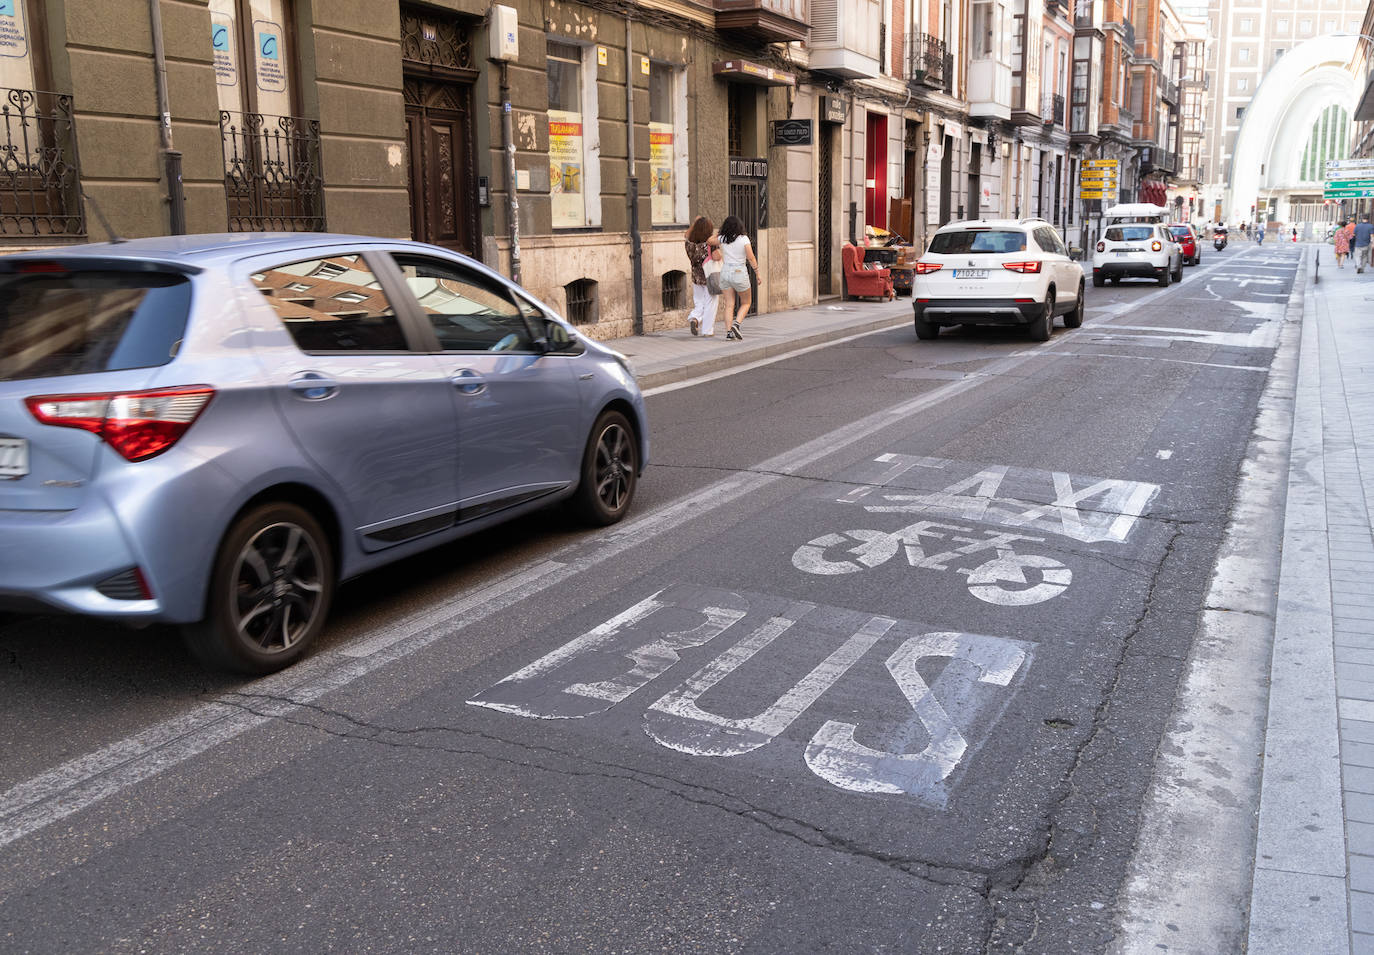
left=953, top=269, right=988, bottom=279
left=1115, top=251, right=1132, bottom=257
left=0, top=436, right=28, bottom=479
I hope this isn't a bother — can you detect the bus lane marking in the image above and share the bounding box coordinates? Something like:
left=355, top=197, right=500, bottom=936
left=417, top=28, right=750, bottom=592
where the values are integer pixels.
left=468, top=585, right=1034, bottom=806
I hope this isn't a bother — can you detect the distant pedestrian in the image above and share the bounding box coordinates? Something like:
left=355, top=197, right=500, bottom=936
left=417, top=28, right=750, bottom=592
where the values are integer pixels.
left=1354, top=214, right=1374, bottom=273
left=717, top=215, right=759, bottom=341
left=1292, top=228, right=1298, bottom=243
left=1256, top=226, right=1264, bottom=245
left=683, top=215, right=721, bottom=337
left=1335, top=220, right=1352, bottom=268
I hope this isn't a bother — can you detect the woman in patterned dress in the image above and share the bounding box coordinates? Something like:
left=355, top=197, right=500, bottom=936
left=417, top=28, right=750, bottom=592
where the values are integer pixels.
left=1335, top=220, right=1353, bottom=269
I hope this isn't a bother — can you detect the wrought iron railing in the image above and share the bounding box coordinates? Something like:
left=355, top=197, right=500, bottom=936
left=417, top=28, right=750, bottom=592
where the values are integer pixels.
left=219, top=110, right=324, bottom=232
left=906, top=33, right=949, bottom=91
left=0, top=87, right=84, bottom=237
left=1042, top=92, right=1066, bottom=126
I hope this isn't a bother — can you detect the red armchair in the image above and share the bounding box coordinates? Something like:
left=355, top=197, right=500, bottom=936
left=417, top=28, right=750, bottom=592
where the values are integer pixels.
left=842, top=243, right=895, bottom=301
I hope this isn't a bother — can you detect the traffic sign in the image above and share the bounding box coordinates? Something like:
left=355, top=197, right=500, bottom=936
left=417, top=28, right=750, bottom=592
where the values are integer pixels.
left=1080, top=173, right=1118, bottom=183
left=1079, top=189, right=1117, bottom=199
left=1324, top=179, right=1374, bottom=189
left=1085, top=159, right=1119, bottom=169
left=1323, top=187, right=1374, bottom=198
left=1327, top=158, right=1374, bottom=173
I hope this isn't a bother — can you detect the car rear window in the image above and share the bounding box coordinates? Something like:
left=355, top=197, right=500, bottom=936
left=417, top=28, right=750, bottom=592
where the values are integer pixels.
left=1169, top=227, right=1191, bottom=239
left=1105, top=226, right=1155, bottom=242
left=928, top=230, right=1028, bottom=254
left=0, top=271, right=192, bottom=382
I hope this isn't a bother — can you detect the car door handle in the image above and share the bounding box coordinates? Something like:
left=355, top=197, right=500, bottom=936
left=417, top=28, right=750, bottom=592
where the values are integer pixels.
left=450, top=368, right=487, bottom=395
left=287, top=372, right=339, bottom=400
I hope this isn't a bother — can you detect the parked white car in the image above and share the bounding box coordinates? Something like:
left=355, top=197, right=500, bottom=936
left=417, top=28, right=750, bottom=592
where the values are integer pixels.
left=1092, top=222, right=1184, bottom=288
left=911, top=218, right=1085, bottom=342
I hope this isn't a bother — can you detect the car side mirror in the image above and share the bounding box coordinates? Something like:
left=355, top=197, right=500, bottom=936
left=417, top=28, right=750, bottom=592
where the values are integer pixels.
left=1069, top=247, right=1084, bottom=261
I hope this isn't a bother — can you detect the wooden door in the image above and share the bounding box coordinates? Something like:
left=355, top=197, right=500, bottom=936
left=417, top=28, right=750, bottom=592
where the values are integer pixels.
left=404, top=77, right=478, bottom=257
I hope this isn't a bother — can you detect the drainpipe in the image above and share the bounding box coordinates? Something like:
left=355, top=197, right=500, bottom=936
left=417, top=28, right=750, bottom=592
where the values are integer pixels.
left=625, top=16, right=644, bottom=335
left=148, top=0, right=185, bottom=235
left=499, top=61, right=522, bottom=284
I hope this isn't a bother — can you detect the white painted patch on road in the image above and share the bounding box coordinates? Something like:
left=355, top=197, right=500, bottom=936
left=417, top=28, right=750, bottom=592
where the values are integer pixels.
left=804, top=631, right=1030, bottom=803
left=1156, top=450, right=1173, bottom=460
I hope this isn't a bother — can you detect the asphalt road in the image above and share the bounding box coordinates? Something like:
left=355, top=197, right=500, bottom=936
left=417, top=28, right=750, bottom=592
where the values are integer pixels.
left=0, top=241, right=1301, bottom=953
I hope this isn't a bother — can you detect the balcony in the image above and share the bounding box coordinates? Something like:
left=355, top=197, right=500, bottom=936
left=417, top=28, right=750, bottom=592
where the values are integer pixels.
left=1138, top=145, right=1177, bottom=177
left=0, top=88, right=84, bottom=237
left=969, top=59, right=1013, bottom=120
left=1040, top=92, right=1066, bottom=127
left=715, top=0, right=810, bottom=44
left=1160, top=78, right=1179, bottom=105
left=220, top=111, right=324, bottom=232
left=906, top=33, right=951, bottom=91
left=809, top=0, right=882, bottom=78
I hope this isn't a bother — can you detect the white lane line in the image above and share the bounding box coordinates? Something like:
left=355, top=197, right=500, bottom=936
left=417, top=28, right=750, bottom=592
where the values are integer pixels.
left=642, top=321, right=908, bottom=397
left=1018, top=350, right=1269, bottom=372
left=0, top=332, right=1082, bottom=849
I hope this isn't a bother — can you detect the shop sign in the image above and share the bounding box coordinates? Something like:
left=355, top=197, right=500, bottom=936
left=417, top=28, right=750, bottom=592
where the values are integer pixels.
left=771, top=120, right=813, bottom=147
left=821, top=96, right=848, bottom=124
left=729, top=157, right=769, bottom=178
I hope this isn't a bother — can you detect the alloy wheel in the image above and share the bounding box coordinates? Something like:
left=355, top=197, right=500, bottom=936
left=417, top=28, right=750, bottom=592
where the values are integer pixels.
left=594, top=422, right=634, bottom=514
left=230, top=521, right=325, bottom=653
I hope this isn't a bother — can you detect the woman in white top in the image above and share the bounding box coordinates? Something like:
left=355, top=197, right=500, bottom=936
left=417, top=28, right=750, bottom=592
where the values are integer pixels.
left=717, top=215, right=759, bottom=341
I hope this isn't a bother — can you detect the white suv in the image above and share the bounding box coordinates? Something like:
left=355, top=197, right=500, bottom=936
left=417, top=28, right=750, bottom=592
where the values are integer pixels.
left=912, top=218, right=1085, bottom=342
left=1092, top=222, right=1183, bottom=288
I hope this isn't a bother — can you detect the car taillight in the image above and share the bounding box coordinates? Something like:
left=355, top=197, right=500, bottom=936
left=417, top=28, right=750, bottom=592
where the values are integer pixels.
left=26, top=386, right=214, bottom=462
left=1096, top=241, right=1106, bottom=253
left=914, top=262, right=943, bottom=275
left=1002, top=261, right=1042, bottom=273
left=1151, top=240, right=1162, bottom=252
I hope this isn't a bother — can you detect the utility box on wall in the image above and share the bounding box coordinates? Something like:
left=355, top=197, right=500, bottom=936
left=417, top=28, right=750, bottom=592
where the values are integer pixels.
left=489, top=5, right=518, bottom=60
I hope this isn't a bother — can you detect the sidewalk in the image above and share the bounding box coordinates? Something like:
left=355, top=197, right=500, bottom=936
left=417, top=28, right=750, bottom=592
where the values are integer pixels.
left=606, top=295, right=913, bottom=391
left=1249, top=252, right=1374, bottom=954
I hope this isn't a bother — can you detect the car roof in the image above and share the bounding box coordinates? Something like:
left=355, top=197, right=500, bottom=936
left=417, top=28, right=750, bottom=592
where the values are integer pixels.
left=935, top=217, right=1050, bottom=232
left=0, top=232, right=445, bottom=270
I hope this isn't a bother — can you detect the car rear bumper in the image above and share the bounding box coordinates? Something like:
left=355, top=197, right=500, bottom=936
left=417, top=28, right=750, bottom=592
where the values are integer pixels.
left=913, top=298, right=1041, bottom=326
left=0, top=504, right=163, bottom=619
left=1094, top=261, right=1168, bottom=279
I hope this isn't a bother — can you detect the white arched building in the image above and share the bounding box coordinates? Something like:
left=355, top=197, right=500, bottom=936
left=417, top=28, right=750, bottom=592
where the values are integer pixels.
left=1223, top=35, right=1359, bottom=230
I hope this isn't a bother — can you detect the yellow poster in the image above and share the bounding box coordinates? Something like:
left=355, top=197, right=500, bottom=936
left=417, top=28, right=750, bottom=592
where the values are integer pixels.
left=549, top=109, right=585, bottom=229
left=649, top=122, right=674, bottom=224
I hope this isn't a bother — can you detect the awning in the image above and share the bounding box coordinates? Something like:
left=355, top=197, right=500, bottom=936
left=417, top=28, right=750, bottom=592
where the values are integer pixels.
left=1138, top=180, right=1168, bottom=206
left=713, top=60, right=797, bottom=87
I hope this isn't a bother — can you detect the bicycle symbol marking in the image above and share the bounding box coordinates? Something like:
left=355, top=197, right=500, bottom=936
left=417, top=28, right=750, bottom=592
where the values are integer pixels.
left=792, top=522, right=1072, bottom=606
left=791, top=455, right=1159, bottom=606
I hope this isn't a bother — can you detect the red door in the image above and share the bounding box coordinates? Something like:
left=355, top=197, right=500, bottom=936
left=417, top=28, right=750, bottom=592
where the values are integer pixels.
left=865, top=112, right=888, bottom=229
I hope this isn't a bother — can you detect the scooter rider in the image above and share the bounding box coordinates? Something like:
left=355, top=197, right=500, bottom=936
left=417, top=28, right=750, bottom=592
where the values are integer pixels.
left=1213, top=222, right=1228, bottom=251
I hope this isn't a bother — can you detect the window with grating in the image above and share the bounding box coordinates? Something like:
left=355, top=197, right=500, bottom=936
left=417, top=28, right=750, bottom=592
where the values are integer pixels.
left=565, top=278, right=597, bottom=325
left=661, top=270, right=685, bottom=310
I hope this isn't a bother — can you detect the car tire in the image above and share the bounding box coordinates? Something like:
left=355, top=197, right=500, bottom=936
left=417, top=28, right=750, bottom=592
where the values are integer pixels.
left=1158, top=267, right=1170, bottom=287
left=1172, top=259, right=1183, bottom=282
left=1064, top=284, right=1084, bottom=328
left=1092, top=272, right=1105, bottom=288
left=914, top=313, right=939, bottom=340
left=183, top=502, right=335, bottom=675
left=573, top=409, right=638, bottom=526
left=1195, top=253, right=1202, bottom=265
left=1029, top=290, right=1054, bottom=342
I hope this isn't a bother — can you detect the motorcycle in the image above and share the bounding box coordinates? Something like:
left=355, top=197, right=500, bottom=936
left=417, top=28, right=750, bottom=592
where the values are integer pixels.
left=1213, top=232, right=1228, bottom=251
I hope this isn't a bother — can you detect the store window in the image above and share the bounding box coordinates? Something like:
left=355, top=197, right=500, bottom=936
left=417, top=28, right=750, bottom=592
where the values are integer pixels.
left=548, top=40, right=597, bottom=230
left=210, top=0, right=295, bottom=119
left=648, top=61, right=686, bottom=226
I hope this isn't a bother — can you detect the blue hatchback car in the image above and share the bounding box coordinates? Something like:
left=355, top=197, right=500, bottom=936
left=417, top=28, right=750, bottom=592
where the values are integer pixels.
left=0, top=234, right=648, bottom=673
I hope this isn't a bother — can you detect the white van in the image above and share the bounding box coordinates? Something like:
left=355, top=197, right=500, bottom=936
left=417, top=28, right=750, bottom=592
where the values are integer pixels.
left=1103, top=203, right=1170, bottom=226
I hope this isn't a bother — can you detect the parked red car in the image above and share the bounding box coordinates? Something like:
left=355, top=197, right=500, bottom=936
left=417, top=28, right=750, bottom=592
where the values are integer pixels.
left=1169, top=224, right=1200, bottom=265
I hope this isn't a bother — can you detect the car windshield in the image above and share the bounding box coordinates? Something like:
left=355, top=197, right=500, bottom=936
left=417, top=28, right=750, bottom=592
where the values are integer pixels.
left=1105, top=226, right=1155, bottom=242
left=0, top=270, right=192, bottom=382
left=928, top=230, right=1027, bottom=254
